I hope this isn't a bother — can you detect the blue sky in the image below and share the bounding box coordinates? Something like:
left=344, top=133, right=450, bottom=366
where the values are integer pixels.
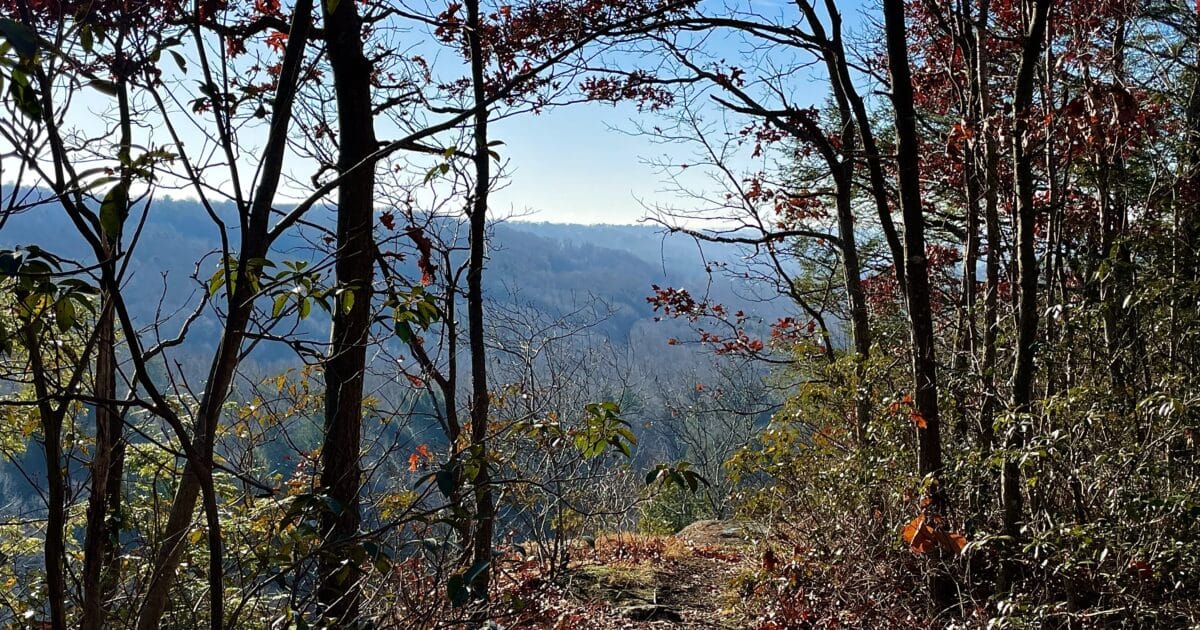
left=484, top=0, right=877, bottom=224
left=490, top=102, right=674, bottom=224
left=0, top=0, right=878, bottom=226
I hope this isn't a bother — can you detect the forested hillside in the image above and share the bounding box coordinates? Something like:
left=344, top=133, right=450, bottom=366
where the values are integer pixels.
left=0, top=208, right=775, bottom=512
left=2, top=0, right=1199, bottom=628
left=0, top=199, right=761, bottom=357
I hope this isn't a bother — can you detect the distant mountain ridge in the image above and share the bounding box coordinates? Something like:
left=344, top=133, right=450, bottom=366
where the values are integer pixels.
left=0, top=195, right=770, bottom=360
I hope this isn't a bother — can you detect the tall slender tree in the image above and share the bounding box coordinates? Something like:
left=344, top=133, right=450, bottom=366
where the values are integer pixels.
left=880, top=0, right=954, bottom=612
left=464, top=0, right=497, bottom=600
left=317, top=0, right=378, bottom=622
left=1001, top=0, right=1053, bottom=590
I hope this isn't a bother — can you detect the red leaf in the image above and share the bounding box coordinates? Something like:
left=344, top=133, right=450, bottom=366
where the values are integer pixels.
left=1129, top=559, right=1154, bottom=580
left=405, top=226, right=437, bottom=285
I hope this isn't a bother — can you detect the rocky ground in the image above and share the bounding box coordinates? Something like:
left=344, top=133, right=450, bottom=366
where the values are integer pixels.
left=552, top=521, right=762, bottom=629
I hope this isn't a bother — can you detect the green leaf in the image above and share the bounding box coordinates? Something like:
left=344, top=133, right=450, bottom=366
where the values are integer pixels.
left=0, top=18, right=37, bottom=59
left=396, top=320, right=413, bottom=343
left=463, top=560, right=489, bottom=585
left=645, top=467, right=663, bottom=486
left=9, top=79, right=41, bottom=122
left=99, top=182, right=129, bottom=240
left=272, top=293, right=289, bottom=318
left=89, top=79, right=119, bottom=96
left=169, top=50, right=187, bottom=73
left=0, top=250, right=22, bottom=276
left=207, top=268, right=226, bottom=297
left=435, top=466, right=456, bottom=499
left=684, top=471, right=700, bottom=493
left=447, top=573, right=469, bottom=607
left=644, top=461, right=709, bottom=494
left=319, top=494, right=344, bottom=517
left=79, top=25, right=93, bottom=54
left=55, top=298, right=76, bottom=332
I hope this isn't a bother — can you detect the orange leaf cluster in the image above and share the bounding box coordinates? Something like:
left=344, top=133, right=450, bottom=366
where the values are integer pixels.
left=901, top=515, right=967, bottom=555
left=407, top=444, right=433, bottom=472
left=889, top=394, right=928, bottom=428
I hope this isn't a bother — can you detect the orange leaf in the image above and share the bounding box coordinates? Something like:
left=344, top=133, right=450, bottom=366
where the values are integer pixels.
left=901, top=515, right=923, bottom=545
left=902, top=515, right=968, bottom=555
left=902, top=515, right=937, bottom=553
left=909, top=410, right=928, bottom=429
left=407, top=452, right=420, bottom=472
left=416, top=444, right=431, bottom=460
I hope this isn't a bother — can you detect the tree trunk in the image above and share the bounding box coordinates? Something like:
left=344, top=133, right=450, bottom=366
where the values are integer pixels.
left=465, top=0, right=496, bottom=601
left=811, top=3, right=873, bottom=442
left=135, top=4, right=315, bottom=627
left=317, top=0, right=377, bottom=622
left=83, top=66, right=132, bottom=630
left=977, top=0, right=1001, bottom=456
left=1001, top=0, right=1053, bottom=591
left=835, top=182, right=873, bottom=442
left=880, top=0, right=955, bottom=613
left=81, top=295, right=121, bottom=630
left=27, top=336, right=67, bottom=630
left=815, top=0, right=907, bottom=289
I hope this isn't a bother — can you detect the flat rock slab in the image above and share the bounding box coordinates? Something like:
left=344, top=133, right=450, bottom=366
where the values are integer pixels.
left=675, top=520, right=764, bottom=546
left=620, top=604, right=684, bottom=622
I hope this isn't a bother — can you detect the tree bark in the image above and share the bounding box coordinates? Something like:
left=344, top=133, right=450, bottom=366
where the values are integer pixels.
left=1001, top=0, right=1053, bottom=591
left=977, top=0, right=1001, bottom=455
left=465, top=0, right=496, bottom=600
left=81, top=293, right=121, bottom=630
left=815, top=0, right=907, bottom=290
left=27, top=334, right=67, bottom=630
left=317, top=0, right=377, bottom=622
left=880, top=0, right=954, bottom=612
left=800, top=0, right=874, bottom=442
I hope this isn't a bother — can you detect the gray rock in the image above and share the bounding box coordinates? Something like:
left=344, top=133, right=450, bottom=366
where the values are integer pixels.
left=619, top=604, right=684, bottom=622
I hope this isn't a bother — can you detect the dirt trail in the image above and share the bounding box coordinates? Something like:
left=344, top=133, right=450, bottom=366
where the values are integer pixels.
left=566, top=521, right=759, bottom=628
left=652, top=553, right=743, bottom=628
